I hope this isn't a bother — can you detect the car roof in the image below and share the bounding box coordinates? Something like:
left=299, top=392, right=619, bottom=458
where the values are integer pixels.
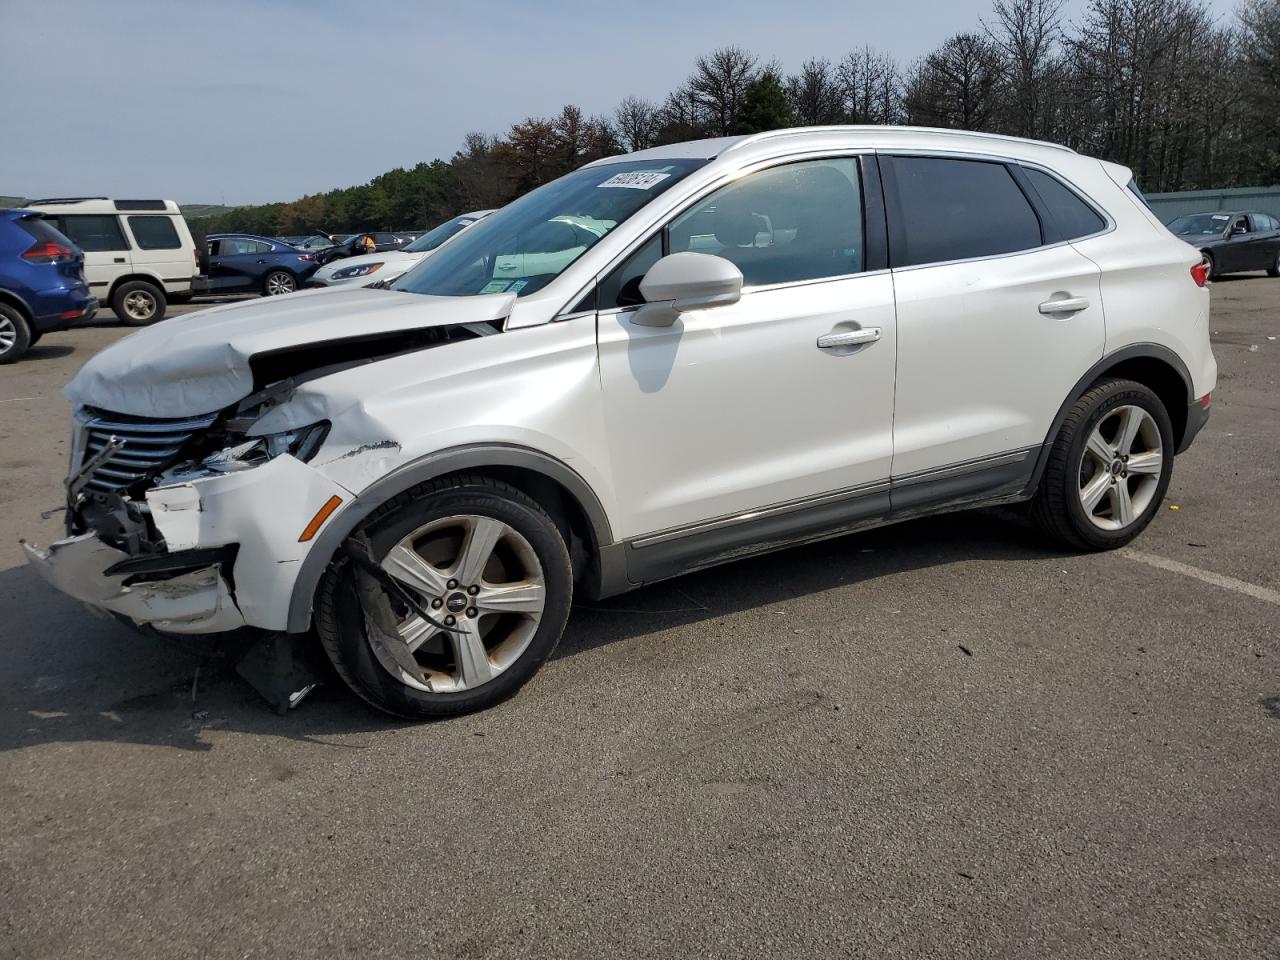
left=25, top=198, right=182, bottom=215
left=587, top=125, right=1079, bottom=169
left=208, top=233, right=282, bottom=243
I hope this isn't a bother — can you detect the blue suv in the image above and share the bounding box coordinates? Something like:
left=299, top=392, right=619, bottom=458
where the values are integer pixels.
left=0, top=209, right=97, bottom=363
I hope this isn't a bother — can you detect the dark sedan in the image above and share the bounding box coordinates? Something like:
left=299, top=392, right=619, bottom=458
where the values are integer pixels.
left=205, top=234, right=320, bottom=296
left=1168, top=210, right=1280, bottom=280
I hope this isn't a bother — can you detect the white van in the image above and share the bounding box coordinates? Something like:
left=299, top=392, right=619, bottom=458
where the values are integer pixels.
left=24, top=198, right=204, bottom=325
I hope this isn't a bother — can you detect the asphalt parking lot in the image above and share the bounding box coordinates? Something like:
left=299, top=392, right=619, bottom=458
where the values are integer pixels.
left=1, top=282, right=1277, bottom=959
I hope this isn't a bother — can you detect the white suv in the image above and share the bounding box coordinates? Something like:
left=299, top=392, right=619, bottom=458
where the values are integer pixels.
left=25, top=127, right=1215, bottom=718
left=24, top=198, right=203, bottom=325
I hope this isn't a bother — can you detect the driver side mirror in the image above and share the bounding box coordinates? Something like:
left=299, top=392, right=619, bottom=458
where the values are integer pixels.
left=1231, top=224, right=1248, bottom=236
left=631, top=252, right=743, bottom=328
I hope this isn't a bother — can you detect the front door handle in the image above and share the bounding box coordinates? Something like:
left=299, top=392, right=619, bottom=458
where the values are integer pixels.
left=817, top=327, right=881, bottom=349
left=1039, top=296, right=1090, bottom=316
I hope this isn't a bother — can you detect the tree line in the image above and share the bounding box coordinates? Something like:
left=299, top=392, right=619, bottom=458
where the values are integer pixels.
left=198, top=0, right=1280, bottom=237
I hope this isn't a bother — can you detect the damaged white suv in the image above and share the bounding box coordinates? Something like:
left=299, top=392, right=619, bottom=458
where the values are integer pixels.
left=25, top=127, right=1215, bottom=718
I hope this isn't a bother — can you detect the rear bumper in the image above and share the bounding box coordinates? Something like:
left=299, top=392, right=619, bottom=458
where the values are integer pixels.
left=22, top=533, right=246, bottom=634
left=1177, top=395, right=1211, bottom=454
left=32, top=295, right=98, bottom=333
left=190, top=274, right=211, bottom=293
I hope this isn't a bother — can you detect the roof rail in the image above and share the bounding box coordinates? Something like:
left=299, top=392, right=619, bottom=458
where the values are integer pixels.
left=722, top=125, right=1077, bottom=156
left=28, top=196, right=110, bottom=205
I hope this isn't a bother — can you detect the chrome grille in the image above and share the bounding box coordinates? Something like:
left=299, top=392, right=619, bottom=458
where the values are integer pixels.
left=77, top=408, right=217, bottom=494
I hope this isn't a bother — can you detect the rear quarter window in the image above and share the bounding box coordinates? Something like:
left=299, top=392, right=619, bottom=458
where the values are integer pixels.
left=1022, top=168, right=1107, bottom=241
left=887, top=156, right=1042, bottom=267
left=127, top=215, right=182, bottom=250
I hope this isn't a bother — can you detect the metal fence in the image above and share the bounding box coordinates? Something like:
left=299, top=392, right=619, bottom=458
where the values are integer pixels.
left=1143, top=185, right=1280, bottom=224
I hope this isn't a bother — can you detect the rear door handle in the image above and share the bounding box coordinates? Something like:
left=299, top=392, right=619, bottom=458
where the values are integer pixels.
left=1038, top=296, right=1090, bottom=316
left=817, top=327, right=881, bottom=349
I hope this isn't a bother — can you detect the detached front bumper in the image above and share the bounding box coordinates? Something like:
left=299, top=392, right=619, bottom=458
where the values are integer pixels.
left=23, top=533, right=246, bottom=634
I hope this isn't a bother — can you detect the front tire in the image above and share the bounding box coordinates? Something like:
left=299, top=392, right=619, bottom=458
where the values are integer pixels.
left=262, top=270, right=296, bottom=296
left=315, top=475, right=572, bottom=719
left=0, top=303, right=32, bottom=364
left=1032, top=378, right=1174, bottom=550
left=112, top=280, right=166, bottom=326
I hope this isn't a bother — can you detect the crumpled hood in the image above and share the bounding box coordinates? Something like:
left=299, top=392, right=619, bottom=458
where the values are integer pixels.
left=66, top=288, right=516, bottom=417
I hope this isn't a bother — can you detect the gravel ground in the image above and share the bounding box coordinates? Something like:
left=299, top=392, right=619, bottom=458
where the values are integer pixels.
left=0, top=280, right=1277, bottom=959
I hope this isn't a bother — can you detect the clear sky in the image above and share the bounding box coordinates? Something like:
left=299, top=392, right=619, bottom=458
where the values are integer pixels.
left=0, top=0, right=1242, bottom=206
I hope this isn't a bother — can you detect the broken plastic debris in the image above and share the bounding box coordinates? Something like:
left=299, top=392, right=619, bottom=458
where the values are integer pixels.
left=1249, top=344, right=1259, bottom=352
left=1169, top=504, right=1181, bottom=511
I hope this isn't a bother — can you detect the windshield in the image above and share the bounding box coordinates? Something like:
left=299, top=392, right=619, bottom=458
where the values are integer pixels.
left=1168, top=213, right=1231, bottom=236
left=393, top=159, right=707, bottom=298
left=404, top=215, right=480, bottom=253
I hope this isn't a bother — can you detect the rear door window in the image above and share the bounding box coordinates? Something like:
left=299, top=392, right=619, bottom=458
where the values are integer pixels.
left=886, top=156, right=1042, bottom=267
left=127, top=215, right=181, bottom=250
left=1022, top=168, right=1107, bottom=241
left=55, top=215, right=129, bottom=252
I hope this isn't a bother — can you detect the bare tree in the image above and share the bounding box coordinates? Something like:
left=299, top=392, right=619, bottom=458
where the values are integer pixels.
left=688, top=46, right=760, bottom=135
left=787, top=57, right=845, bottom=125
left=984, top=0, right=1064, bottom=138
left=904, top=33, right=1004, bottom=129
left=1239, top=0, right=1280, bottom=179
left=614, top=95, right=661, bottom=151
left=838, top=47, right=902, bottom=123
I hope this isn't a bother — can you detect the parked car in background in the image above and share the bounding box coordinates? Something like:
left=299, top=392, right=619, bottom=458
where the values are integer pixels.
left=313, top=231, right=408, bottom=265
left=291, top=234, right=335, bottom=252
left=1167, top=210, right=1280, bottom=279
left=205, top=234, right=319, bottom=296
left=0, top=209, right=97, bottom=363
left=307, top=211, right=493, bottom=288
left=24, top=198, right=203, bottom=325
left=25, top=128, right=1215, bottom=719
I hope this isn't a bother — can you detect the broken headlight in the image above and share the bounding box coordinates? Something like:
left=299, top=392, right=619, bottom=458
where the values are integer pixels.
left=200, top=421, right=330, bottom=473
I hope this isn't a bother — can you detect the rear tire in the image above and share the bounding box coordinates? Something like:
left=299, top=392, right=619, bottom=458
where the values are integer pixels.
left=0, top=303, right=32, bottom=364
left=1032, top=378, right=1174, bottom=550
left=112, top=280, right=166, bottom=326
left=1267, top=252, right=1279, bottom=278
left=315, top=475, right=572, bottom=719
left=262, top=270, right=296, bottom=296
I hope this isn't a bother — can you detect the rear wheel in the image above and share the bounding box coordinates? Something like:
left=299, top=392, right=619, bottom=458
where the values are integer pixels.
left=112, top=280, right=166, bottom=326
left=0, top=304, right=32, bottom=364
left=315, top=476, right=572, bottom=719
left=1032, top=379, right=1174, bottom=550
left=263, top=270, right=296, bottom=296
left=1267, top=252, right=1279, bottom=278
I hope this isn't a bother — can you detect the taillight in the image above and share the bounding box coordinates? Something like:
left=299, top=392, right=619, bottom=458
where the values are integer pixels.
left=22, top=240, right=75, bottom=263
left=1190, top=260, right=1209, bottom=287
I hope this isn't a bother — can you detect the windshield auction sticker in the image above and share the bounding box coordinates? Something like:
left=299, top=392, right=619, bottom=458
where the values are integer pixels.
left=598, top=171, right=671, bottom=190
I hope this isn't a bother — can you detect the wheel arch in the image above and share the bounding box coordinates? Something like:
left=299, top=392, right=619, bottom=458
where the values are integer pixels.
left=108, top=273, right=166, bottom=301
left=285, top=444, right=616, bottom=634
left=0, top=289, right=33, bottom=321
left=1027, top=343, right=1194, bottom=493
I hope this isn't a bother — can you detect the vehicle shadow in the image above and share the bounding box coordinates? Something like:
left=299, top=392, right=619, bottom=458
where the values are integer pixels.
left=22, top=343, right=76, bottom=361
left=0, top=508, right=1063, bottom=754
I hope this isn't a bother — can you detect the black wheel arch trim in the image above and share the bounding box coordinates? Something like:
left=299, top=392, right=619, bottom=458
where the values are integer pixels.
left=285, top=443, right=615, bottom=633
left=1026, top=343, right=1194, bottom=493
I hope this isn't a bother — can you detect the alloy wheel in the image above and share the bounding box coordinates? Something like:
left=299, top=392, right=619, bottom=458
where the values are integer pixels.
left=266, top=272, right=295, bottom=295
left=370, top=514, right=546, bottom=693
left=123, top=290, right=156, bottom=321
left=0, top=315, right=16, bottom=353
left=1077, top=404, right=1164, bottom=531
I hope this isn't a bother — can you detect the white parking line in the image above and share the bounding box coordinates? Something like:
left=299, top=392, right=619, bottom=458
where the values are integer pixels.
left=1121, top=548, right=1280, bottom=607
